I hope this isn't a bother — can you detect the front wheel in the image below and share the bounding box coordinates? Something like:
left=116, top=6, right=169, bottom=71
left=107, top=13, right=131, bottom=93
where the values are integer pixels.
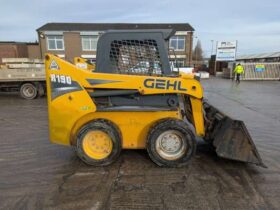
left=147, top=118, right=196, bottom=167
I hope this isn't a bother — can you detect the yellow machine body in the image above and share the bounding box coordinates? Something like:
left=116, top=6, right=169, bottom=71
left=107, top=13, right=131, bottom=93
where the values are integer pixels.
left=45, top=54, right=205, bottom=148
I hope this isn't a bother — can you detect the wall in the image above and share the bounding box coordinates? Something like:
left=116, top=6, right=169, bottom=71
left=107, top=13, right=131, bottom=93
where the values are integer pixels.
left=27, top=44, right=41, bottom=59
left=64, top=32, right=82, bottom=62
left=170, top=31, right=193, bottom=67
left=39, top=32, right=86, bottom=62
left=39, top=34, right=65, bottom=59
left=186, top=32, right=193, bottom=66
left=38, top=30, right=193, bottom=65
left=0, top=43, right=28, bottom=64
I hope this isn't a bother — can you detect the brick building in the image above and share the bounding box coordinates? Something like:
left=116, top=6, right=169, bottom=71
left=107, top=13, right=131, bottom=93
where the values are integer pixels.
left=0, top=42, right=40, bottom=64
left=26, top=43, right=41, bottom=59
left=37, top=23, right=194, bottom=66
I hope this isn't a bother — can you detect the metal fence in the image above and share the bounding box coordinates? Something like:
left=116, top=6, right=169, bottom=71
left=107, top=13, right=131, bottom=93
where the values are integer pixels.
left=223, top=62, right=280, bottom=80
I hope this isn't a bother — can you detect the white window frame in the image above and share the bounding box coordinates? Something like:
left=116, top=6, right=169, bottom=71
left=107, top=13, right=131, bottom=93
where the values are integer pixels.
left=169, top=36, right=185, bottom=51
left=81, top=35, right=98, bottom=51
left=170, top=59, right=184, bottom=68
left=47, top=35, right=64, bottom=51
left=176, top=60, right=185, bottom=67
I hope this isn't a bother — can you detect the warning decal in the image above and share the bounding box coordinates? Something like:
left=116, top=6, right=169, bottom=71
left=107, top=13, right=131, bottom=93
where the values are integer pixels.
left=49, top=60, right=60, bottom=70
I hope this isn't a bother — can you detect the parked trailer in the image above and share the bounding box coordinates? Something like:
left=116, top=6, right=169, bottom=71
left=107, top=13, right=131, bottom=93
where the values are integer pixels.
left=0, top=58, right=45, bottom=99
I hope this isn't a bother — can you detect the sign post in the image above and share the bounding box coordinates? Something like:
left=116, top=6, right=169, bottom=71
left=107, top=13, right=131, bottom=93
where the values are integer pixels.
left=216, top=41, right=237, bottom=61
left=215, top=41, right=237, bottom=77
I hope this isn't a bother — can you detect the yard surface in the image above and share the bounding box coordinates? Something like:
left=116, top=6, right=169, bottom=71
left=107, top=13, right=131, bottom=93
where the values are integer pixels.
left=0, top=78, right=280, bottom=210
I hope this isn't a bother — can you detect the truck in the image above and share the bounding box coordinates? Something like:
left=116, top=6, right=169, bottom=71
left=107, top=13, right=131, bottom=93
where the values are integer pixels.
left=0, top=58, right=46, bottom=99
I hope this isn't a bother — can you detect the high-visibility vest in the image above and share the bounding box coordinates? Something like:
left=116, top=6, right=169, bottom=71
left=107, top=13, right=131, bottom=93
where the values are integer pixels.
left=234, top=65, right=244, bottom=74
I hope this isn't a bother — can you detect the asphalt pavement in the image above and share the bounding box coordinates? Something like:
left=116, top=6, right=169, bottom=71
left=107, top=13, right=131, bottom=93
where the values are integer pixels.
left=0, top=78, right=279, bottom=210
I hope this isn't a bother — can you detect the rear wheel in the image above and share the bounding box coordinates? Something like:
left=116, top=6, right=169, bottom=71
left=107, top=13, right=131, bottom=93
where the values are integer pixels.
left=76, top=119, right=122, bottom=166
left=20, top=83, right=38, bottom=99
left=147, top=118, right=196, bottom=167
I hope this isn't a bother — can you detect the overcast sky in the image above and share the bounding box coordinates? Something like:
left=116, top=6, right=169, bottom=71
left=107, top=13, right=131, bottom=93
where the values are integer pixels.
left=0, top=0, right=279, bottom=57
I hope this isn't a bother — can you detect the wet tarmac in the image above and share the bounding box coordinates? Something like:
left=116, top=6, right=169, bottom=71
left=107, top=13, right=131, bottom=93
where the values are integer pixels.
left=0, top=78, right=280, bottom=210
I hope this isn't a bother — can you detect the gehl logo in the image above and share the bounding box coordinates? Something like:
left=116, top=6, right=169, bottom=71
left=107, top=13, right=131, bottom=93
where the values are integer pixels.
left=144, top=79, right=187, bottom=91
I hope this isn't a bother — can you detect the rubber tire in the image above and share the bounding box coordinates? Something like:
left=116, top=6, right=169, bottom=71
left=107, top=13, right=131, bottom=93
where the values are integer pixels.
left=37, top=83, right=45, bottom=97
left=147, top=118, right=196, bottom=167
left=20, top=83, right=38, bottom=100
left=76, top=119, right=122, bottom=166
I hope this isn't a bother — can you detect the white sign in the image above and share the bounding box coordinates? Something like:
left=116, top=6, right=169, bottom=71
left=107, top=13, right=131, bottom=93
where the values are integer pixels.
left=216, top=41, right=237, bottom=61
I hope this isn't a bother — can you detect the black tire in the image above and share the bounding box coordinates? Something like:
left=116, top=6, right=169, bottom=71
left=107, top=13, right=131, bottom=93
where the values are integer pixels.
left=147, top=118, right=196, bottom=167
left=76, top=119, right=122, bottom=166
left=20, top=83, right=38, bottom=99
left=37, top=82, right=45, bottom=97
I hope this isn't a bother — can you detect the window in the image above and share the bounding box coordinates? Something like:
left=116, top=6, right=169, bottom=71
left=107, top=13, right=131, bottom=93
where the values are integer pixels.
left=169, top=36, right=185, bottom=51
left=109, top=39, right=163, bottom=75
left=47, top=35, right=64, bottom=50
left=176, top=60, right=185, bottom=67
left=170, top=60, right=184, bottom=68
left=82, top=36, right=98, bottom=51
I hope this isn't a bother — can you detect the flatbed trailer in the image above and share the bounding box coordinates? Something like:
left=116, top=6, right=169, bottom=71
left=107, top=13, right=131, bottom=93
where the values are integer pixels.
left=0, top=58, right=46, bottom=99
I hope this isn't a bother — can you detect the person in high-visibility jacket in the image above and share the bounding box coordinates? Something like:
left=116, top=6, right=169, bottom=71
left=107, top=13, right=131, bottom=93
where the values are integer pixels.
left=234, top=63, right=244, bottom=83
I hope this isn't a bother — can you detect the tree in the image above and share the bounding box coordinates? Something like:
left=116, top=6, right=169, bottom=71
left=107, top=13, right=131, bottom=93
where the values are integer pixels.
left=192, top=40, right=203, bottom=61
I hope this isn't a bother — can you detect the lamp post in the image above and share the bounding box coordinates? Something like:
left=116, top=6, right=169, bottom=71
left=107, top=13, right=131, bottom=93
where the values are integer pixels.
left=211, top=40, right=214, bottom=56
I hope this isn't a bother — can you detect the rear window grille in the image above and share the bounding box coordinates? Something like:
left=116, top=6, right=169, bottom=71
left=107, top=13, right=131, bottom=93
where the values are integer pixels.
left=109, top=39, right=163, bottom=75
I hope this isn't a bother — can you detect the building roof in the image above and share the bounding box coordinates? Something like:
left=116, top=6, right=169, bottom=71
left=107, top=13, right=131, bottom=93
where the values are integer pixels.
left=237, top=52, right=280, bottom=60
left=0, top=41, right=26, bottom=44
left=0, top=41, right=38, bottom=45
left=37, top=23, right=194, bottom=32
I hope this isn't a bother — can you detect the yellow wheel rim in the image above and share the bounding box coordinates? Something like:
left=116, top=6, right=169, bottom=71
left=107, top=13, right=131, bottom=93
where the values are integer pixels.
left=82, top=130, right=113, bottom=160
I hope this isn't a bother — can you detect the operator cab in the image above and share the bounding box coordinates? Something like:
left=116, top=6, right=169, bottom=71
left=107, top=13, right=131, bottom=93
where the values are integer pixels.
left=95, top=30, right=175, bottom=76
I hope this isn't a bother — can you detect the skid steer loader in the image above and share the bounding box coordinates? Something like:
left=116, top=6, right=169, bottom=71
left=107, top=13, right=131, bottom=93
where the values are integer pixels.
left=45, top=29, right=264, bottom=167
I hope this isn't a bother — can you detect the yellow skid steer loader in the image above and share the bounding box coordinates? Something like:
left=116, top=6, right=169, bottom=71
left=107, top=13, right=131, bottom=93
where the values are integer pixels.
left=45, top=30, right=264, bottom=167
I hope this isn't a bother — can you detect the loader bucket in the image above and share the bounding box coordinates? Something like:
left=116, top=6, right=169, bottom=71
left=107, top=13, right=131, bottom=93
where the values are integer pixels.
left=203, top=101, right=265, bottom=167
